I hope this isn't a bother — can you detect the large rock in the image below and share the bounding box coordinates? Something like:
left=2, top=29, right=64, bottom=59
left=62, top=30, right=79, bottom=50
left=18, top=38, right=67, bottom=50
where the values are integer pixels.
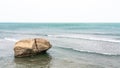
left=14, top=38, right=52, bottom=57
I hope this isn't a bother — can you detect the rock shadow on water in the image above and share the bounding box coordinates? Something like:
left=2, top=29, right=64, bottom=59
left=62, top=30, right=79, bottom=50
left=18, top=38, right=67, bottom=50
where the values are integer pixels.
left=14, top=53, right=52, bottom=68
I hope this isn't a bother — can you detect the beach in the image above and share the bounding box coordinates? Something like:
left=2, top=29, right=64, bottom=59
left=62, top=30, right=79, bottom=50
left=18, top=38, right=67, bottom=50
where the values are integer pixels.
left=0, top=23, right=120, bottom=68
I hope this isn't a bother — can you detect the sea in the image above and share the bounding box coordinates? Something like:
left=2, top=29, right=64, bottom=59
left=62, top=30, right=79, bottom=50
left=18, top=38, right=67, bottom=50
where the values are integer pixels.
left=0, top=23, right=120, bottom=68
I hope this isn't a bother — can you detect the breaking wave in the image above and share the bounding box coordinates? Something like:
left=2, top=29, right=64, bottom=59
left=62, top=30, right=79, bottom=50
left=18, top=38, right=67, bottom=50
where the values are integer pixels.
left=55, top=46, right=120, bottom=56
left=47, top=34, right=120, bottom=43
left=4, top=37, right=18, bottom=42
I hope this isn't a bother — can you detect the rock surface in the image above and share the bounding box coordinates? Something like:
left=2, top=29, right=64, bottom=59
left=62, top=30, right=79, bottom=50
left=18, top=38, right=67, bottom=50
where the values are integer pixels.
left=14, top=38, right=52, bottom=57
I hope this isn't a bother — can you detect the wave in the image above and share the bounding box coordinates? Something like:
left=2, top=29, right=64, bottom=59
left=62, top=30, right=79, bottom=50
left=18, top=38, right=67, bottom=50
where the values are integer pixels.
left=48, top=34, right=120, bottom=43
left=92, top=33, right=120, bottom=36
left=4, top=37, right=18, bottom=42
left=1, top=30, right=120, bottom=43
left=55, top=46, right=120, bottom=56
left=0, top=30, right=47, bottom=36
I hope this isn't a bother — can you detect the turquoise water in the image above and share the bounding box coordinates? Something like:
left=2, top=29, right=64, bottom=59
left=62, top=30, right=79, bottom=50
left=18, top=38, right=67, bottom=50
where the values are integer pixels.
left=0, top=23, right=120, bottom=68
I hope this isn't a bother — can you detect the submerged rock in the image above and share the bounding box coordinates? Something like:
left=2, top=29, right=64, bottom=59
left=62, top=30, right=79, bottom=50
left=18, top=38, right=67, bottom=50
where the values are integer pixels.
left=14, top=38, right=52, bottom=57
left=14, top=53, right=52, bottom=68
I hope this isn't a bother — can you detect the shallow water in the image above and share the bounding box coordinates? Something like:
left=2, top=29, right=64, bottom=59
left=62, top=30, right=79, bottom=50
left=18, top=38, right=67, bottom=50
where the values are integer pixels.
left=0, top=23, right=120, bottom=68
left=0, top=38, right=120, bottom=68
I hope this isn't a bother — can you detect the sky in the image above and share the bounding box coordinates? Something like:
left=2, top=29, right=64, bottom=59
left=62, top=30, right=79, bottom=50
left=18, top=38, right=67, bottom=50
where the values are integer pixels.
left=0, top=0, right=120, bottom=23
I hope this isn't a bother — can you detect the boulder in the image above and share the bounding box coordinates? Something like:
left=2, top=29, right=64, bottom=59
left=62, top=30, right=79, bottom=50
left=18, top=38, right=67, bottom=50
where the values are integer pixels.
left=14, top=38, right=52, bottom=57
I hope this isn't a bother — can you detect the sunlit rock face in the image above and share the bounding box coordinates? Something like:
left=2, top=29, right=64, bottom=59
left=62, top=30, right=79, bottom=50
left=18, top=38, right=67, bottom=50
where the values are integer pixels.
left=14, top=38, right=52, bottom=57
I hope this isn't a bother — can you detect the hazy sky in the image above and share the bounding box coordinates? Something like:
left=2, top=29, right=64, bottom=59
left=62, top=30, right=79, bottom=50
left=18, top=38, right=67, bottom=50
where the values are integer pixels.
left=0, top=0, right=120, bottom=22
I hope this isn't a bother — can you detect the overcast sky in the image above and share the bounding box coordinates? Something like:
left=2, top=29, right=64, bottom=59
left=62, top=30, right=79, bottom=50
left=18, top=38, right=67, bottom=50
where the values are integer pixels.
left=0, top=0, right=120, bottom=23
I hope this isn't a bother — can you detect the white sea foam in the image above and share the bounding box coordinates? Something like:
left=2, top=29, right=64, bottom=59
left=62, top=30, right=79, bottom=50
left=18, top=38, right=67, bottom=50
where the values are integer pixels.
left=4, top=37, right=18, bottom=42
left=55, top=46, right=120, bottom=56
left=48, top=34, right=120, bottom=43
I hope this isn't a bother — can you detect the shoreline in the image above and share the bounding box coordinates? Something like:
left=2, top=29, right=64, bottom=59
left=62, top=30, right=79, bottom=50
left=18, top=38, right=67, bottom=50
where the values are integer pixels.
left=0, top=40, right=120, bottom=68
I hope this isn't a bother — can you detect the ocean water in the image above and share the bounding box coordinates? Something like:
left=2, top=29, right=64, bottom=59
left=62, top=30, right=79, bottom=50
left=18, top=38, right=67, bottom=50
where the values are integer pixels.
left=0, top=23, right=120, bottom=68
